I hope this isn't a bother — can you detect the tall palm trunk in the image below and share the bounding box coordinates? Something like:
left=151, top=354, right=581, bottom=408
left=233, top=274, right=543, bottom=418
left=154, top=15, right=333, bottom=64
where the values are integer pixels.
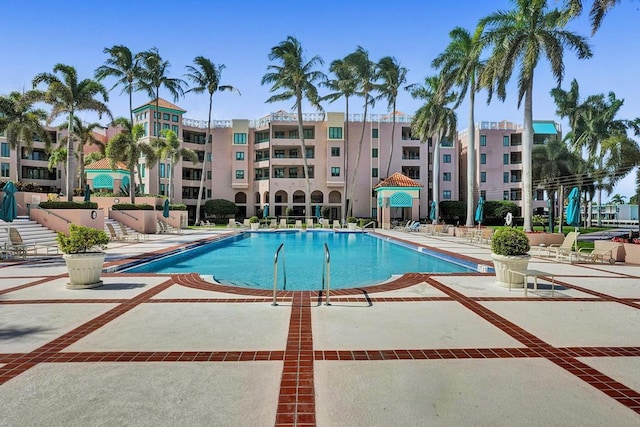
left=465, top=89, right=476, bottom=227
left=522, top=80, right=534, bottom=232
left=348, top=101, right=368, bottom=218
left=128, top=84, right=137, bottom=204
left=433, top=132, right=441, bottom=223
left=194, top=95, right=212, bottom=225
left=168, top=158, right=174, bottom=202
left=15, top=143, right=22, bottom=182
left=342, top=96, right=349, bottom=223
left=66, top=111, right=74, bottom=201
left=296, top=95, right=311, bottom=221
left=384, top=100, right=397, bottom=178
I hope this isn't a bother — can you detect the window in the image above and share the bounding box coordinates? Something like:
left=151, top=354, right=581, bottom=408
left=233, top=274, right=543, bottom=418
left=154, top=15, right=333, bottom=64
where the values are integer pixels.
left=443, top=172, right=451, bottom=181
left=480, top=153, right=486, bottom=164
left=159, top=163, right=166, bottom=178
left=1, top=162, right=9, bottom=177
left=331, top=167, right=340, bottom=177
left=306, top=147, right=314, bottom=159
left=274, top=131, right=285, bottom=139
left=274, top=168, right=284, bottom=178
left=442, top=190, right=452, bottom=200
left=236, top=170, right=244, bottom=179
left=503, top=172, right=509, bottom=183
left=163, top=113, right=170, bottom=120
left=274, top=149, right=285, bottom=158
left=233, top=133, right=247, bottom=144
left=171, top=125, right=179, bottom=135
left=1, top=142, right=9, bottom=157
left=328, top=127, right=343, bottom=139
left=372, top=128, right=379, bottom=138
left=503, top=136, right=510, bottom=146
left=140, top=164, right=145, bottom=178
left=503, top=190, right=510, bottom=201
left=207, top=189, right=211, bottom=198
left=441, top=137, right=453, bottom=147
left=331, top=147, right=340, bottom=157
left=372, top=148, right=378, bottom=158
left=288, top=129, right=298, bottom=139
left=306, top=166, right=314, bottom=178
left=172, top=115, right=179, bottom=122
left=289, top=148, right=298, bottom=158
left=207, top=171, right=211, bottom=180
left=480, top=190, right=486, bottom=199
left=443, top=154, right=451, bottom=163
left=480, top=171, right=486, bottom=183
left=289, top=167, right=298, bottom=178
left=236, top=152, right=244, bottom=161
left=206, top=153, right=212, bottom=162
left=163, top=123, right=170, bottom=130
left=480, top=135, right=486, bottom=146
left=160, top=183, right=165, bottom=195
left=503, top=154, right=509, bottom=165
left=255, top=131, right=269, bottom=143
left=143, top=122, right=148, bottom=136
left=372, top=168, right=378, bottom=178
left=303, top=128, right=314, bottom=139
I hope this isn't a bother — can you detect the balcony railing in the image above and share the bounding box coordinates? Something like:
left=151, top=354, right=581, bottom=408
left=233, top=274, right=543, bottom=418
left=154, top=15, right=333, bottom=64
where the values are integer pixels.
left=182, top=117, right=231, bottom=128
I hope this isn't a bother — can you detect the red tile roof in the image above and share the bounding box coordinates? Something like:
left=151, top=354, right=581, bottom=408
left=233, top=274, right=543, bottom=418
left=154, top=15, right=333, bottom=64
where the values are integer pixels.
left=134, top=98, right=186, bottom=112
left=85, top=158, right=128, bottom=171
left=374, top=172, right=423, bottom=189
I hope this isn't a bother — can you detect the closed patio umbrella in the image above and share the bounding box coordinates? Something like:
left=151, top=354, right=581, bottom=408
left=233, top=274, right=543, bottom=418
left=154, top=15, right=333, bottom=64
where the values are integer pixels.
left=566, top=187, right=581, bottom=230
left=263, top=203, right=269, bottom=219
left=83, top=183, right=91, bottom=202
left=0, top=181, right=18, bottom=223
left=474, top=197, right=485, bottom=226
left=429, top=201, right=436, bottom=223
left=163, top=199, right=170, bottom=218
left=315, top=204, right=321, bottom=219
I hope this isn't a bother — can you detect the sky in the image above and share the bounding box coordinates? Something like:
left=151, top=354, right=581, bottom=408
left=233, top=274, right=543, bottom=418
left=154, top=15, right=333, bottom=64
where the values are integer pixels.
left=2, top=0, right=639, bottom=198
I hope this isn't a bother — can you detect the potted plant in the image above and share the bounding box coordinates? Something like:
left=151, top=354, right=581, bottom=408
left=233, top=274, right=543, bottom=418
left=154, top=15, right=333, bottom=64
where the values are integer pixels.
left=347, top=216, right=358, bottom=231
left=57, top=224, right=110, bottom=289
left=249, top=215, right=260, bottom=231
left=490, top=227, right=531, bottom=287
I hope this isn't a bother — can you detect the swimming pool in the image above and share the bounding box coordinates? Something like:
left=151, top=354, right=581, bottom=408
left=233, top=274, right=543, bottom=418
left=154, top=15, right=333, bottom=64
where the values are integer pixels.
left=126, top=231, right=477, bottom=290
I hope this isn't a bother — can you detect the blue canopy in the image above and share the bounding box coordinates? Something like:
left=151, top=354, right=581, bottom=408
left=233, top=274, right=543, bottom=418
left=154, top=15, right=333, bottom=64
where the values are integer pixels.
left=0, top=181, right=18, bottom=223
left=474, top=197, right=485, bottom=224
left=566, top=187, right=581, bottom=228
left=263, top=204, right=269, bottom=219
left=163, top=199, right=170, bottom=218
left=83, top=183, right=91, bottom=202
left=429, top=201, right=436, bottom=221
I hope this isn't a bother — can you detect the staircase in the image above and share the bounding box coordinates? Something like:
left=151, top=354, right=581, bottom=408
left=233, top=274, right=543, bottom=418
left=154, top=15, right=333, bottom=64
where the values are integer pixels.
left=104, top=218, right=140, bottom=239
left=0, top=217, right=59, bottom=250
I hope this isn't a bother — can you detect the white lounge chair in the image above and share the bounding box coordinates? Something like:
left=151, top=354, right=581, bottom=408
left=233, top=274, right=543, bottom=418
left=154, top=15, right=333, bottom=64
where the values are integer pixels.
left=542, top=231, right=580, bottom=259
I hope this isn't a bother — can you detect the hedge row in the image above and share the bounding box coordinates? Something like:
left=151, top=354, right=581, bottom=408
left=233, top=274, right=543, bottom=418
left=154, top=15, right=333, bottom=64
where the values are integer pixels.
left=39, top=201, right=98, bottom=209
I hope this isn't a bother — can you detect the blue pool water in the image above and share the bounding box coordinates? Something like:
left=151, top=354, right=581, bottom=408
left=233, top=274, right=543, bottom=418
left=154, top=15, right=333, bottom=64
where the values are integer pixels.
left=126, top=231, right=476, bottom=290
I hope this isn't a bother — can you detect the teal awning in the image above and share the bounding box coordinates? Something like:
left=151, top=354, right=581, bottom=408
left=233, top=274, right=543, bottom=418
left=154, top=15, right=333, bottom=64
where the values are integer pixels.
left=532, top=122, right=557, bottom=135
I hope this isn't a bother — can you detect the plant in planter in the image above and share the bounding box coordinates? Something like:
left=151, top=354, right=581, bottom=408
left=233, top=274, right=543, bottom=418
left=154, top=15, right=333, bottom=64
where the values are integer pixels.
left=490, top=227, right=531, bottom=287
left=347, top=216, right=358, bottom=230
left=57, top=224, right=110, bottom=289
left=249, top=215, right=260, bottom=230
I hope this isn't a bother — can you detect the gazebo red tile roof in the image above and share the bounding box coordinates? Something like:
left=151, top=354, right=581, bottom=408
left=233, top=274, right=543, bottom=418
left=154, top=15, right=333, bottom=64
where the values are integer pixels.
left=374, top=172, right=423, bottom=189
left=134, top=98, right=186, bottom=112
left=85, top=158, right=128, bottom=172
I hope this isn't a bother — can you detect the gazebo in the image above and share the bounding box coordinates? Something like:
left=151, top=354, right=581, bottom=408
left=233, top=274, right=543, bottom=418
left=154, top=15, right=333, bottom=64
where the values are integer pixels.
left=374, top=172, right=423, bottom=230
left=85, top=158, right=131, bottom=193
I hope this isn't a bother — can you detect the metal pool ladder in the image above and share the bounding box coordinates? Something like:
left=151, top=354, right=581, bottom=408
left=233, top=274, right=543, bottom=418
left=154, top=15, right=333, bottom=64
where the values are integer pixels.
left=272, top=243, right=286, bottom=306
left=322, top=243, right=331, bottom=305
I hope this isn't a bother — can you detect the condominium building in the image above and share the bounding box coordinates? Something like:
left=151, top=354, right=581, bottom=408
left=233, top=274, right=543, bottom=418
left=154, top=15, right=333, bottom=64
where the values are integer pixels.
left=458, top=120, right=562, bottom=217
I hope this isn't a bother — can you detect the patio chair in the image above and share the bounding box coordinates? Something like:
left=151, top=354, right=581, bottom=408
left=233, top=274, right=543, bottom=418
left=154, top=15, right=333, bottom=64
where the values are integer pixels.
left=332, top=220, right=341, bottom=229
left=118, top=223, right=142, bottom=242
left=543, top=231, right=580, bottom=259
left=243, top=219, right=251, bottom=227
left=228, top=218, right=237, bottom=228
left=418, top=224, right=434, bottom=234
left=279, top=218, right=287, bottom=228
left=578, top=242, right=617, bottom=264
left=403, top=221, right=420, bottom=232
left=306, top=218, right=314, bottom=229
left=7, top=227, right=38, bottom=259
left=106, top=223, right=124, bottom=241
left=294, top=220, right=303, bottom=228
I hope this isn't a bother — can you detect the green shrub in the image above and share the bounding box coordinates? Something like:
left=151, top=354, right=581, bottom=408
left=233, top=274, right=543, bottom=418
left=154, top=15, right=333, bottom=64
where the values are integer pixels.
left=249, top=216, right=260, bottom=223
left=39, top=201, right=98, bottom=209
left=347, top=216, right=358, bottom=223
left=57, top=224, right=109, bottom=254
left=155, top=203, right=187, bottom=211
left=204, top=199, right=238, bottom=218
left=112, top=203, right=154, bottom=210
left=491, top=228, right=530, bottom=256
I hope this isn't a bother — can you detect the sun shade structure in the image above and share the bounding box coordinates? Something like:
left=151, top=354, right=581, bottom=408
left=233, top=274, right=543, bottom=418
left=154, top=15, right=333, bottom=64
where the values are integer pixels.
left=475, top=197, right=485, bottom=225
left=374, top=173, right=423, bottom=230
left=429, top=201, right=437, bottom=223
left=163, top=199, right=170, bottom=218
left=0, top=181, right=18, bottom=223
left=566, top=187, right=581, bottom=229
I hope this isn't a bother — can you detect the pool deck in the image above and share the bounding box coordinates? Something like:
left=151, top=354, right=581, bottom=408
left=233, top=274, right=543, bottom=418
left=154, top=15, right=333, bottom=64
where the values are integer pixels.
left=1, top=228, right=639, bottom=426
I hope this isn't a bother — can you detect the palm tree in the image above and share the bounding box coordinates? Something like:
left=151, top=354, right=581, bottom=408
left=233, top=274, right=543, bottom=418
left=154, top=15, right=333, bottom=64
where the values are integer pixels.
left=184, top=56, right=240, bottom=225
left=323, top=56, right=359, bottom=221
left=532, top=137, right=578, bottom=232
left=105, top=117, right=157, bottom=203
left=32, top=64, right=111, bottom=201
left=376, top=56, right=409, bottom=178
left=261, top=36, right=326, bottom=220
left=136, top=47, right=187, bottom=138
left=411, top=76, right=457, bottom=223
left=563, top=0, right=621, bottom=34
left=0, top=90, right=51, bottom=181
left=610, top=194, right=627, bottom=205
left=156, top=129, right=197, bottom=202
left=95, top=45, right=142, bottom=131
left=432, top=25, right=485, bottom=227
left=480, top=0, right=592, bottom=231
left=47, top=147, right=67, bottom=174
left=69, top=117, right=104, bottom=190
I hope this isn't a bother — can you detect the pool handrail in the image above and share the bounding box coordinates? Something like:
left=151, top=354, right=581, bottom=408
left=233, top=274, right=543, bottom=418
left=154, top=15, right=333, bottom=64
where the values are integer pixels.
left=272, top=243, right=286, bottom=306
left=362, top=221, right=376, bottom=229
left=323, top=243, right=331, bottom=305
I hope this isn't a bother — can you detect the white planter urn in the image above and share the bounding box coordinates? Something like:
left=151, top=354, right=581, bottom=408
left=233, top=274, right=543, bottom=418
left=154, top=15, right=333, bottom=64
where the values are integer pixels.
left=63, top=253, right=106, bottom=289
left=250, top=222, right=260, bottom=230
left=491, top=253, right=531, bottom=288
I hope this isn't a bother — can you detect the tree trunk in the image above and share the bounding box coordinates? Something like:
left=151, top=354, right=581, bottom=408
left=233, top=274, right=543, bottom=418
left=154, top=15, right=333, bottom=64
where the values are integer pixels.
left=522, top=80, right=534, bottom=232
left=347, top=100, right=368, bottom=219
left=66, top=111, right=74, bottom=201
left=296, top=96, right=311, bottom=221
left=465, top=89, right=476, bottom=227
left=432, top=131, right=441, bottom=223
left=194, top=94, right=213, bottom=225
left=128, top=84, right=136, bottom=204
left=15, top=143, right=22, bottom=183
left=342, top=96, right=349, bottom=223
left=384, top=100, right=397, bottom=178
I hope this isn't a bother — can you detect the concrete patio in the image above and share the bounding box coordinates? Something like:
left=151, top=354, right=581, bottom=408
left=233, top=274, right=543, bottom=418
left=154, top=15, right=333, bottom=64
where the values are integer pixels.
left=1, top=228, right=639, bottom=426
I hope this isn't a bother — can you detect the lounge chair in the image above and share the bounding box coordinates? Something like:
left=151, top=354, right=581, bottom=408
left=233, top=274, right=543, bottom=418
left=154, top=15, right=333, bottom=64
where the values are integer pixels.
left=118, top=223, right=142, bottom=241
left=578, top=242, right=617, bottom=264
left=543, top=231, right=580, bottom=259
left=403, top=221, right=420, bottom=232
left=7, top=227, right=38, bottom=259
left=294, top=220, right=302, bottom=228
left=228, top=218, right=237, bottom=228
left=279, top=218, right=287, bottom=228
left=243, top=219, right=251, bottom=227
left=106, top=223, right=124, bottom=241
left=306, top=218, right=314, bottom=228
left=332, top=220, right=341, bottom=229
left=157, top=219, right=180, bottom=234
